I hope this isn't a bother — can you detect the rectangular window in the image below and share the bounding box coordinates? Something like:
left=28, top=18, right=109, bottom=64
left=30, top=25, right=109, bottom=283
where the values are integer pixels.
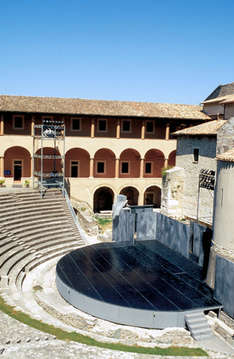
left=71, top=118, right=81, bottom=131
left=13, top=115, right=24, bottom=129
left=98, top=119, right=107, bottom=132
left=97, top=161, right=105, bottom=173
left=146, top=120, right=154, bottom=133
left=193, top=148, right=199, bottom=163
left=145, top=162, right=152, bottom=174
left=71, top=161, right=79, bottom=177
left=121, top=162, right=129, bottom=174
left=121, top=119, right=131, bottom=132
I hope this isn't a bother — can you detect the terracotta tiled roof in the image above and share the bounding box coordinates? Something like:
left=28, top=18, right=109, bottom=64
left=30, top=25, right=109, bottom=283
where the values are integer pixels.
left=217, top=148, right=234, bottom=162
left=0, top=95, right=210, bottom=120
left=203, top=94, right=234, bottom=105
left=220, top=94, right=234, bottom=104
left=204, top=82, right=234, bottom=101
left=173, top=120, right=226, bottom=136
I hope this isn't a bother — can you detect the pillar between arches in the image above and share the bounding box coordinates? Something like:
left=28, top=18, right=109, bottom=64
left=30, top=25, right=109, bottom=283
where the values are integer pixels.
left=31, top=116, right=35, bottom=136
left=0, top=114, right=4, bottom=135
left=91, top=119, right=95, bottom=138
left=141, top=120, right=145, bottom=139
left=115, top=158, right=120, bottom=178
left=89, top=158, right=94, bottom=177
left=138, top=191, right=144, bottom=206
left=164, top=158, right=168, bottom=168
left=116, top=120, right=120, bottom=138
left=165, top=123, right=170, bottom=140
left=140, top=158, right=144, bottom=178
left=0, top=157, right=4, bottom=177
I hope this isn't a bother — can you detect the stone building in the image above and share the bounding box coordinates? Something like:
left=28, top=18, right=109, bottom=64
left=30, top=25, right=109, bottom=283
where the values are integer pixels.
left=0, top=95, right=209, bottom=211
left=213, top=148, right=234, bottom=260
left=161, top=81, right=234, bottom=223
left=161, top=120, right=226, bottom=223
left=202, top=81, right=234, bottom=120
left=207, top=148, right=234, bottom=318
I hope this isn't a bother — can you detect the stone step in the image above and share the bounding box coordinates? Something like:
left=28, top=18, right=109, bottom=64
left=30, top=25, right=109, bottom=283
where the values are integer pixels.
left=9, top=219, right=70, bottom=235
left=4, top=217, right=69, bottom=232
left=0, top=206, right=65, bottom=220
left=185, top=312, right=214, bottom=341
left=0, top=212, right=67, bottom=227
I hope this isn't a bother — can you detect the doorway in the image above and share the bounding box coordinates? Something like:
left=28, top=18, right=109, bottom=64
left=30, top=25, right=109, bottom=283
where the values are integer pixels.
left=14, top=160, right=22, bottom=181
left=71, top=161, right=79, bottom=177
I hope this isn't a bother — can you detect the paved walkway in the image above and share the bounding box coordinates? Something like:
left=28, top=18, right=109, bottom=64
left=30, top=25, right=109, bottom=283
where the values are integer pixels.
left=0, top=260, right=232, bottom=358
left=0, top=306, right=232, bottom=359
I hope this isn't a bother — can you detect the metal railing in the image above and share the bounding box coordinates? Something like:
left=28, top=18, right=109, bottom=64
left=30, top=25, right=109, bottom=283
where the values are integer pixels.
left=63, top=188, right=87, bottom=243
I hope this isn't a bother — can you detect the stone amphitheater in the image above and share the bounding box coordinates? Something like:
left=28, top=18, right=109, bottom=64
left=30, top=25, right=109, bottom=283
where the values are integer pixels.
left=0, top=188, right=233, bottom=359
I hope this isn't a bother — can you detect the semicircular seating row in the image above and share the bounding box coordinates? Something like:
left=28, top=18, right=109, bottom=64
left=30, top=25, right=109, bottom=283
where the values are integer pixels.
left=0, top=189, right=85, bottom=295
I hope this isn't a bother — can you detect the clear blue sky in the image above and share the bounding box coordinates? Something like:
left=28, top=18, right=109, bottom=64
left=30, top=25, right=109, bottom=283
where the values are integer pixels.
left=1, top=0, right=234, bottom=104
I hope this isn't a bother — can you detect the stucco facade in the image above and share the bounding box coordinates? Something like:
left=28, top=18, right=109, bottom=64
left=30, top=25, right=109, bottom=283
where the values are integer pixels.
left=172, top=136, right=217, bottom=222
left=213, top=159, right=234, bottom=258
left=0, top=95, right=209, bottom=210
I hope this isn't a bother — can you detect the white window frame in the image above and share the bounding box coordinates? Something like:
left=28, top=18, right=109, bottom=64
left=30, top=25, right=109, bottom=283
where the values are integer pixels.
left=13, top=115, right=24, bottom=130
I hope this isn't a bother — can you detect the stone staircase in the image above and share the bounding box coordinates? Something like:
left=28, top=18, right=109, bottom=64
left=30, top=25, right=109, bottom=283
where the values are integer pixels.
left=0, top=189, right=85, bottom=295
left=185, top=311, right=214, bottom=341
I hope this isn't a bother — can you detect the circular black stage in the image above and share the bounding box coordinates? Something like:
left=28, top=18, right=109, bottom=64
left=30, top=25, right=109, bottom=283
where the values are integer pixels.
left=56, top=240, right=222, bottom=329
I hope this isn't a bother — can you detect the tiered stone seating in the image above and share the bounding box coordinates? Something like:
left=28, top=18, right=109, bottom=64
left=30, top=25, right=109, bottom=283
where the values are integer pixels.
left=0, top=189, right=85, bottom=292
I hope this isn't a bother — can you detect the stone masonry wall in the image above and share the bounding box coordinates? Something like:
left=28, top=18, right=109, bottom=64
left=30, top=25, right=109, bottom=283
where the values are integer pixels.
left=161, top=167, right=185, bottom=219
left=224, top=104, right=234, bottom=120
left=176, top=136, right=217, bottom=223
left=216, top=117, right=234, bottom=155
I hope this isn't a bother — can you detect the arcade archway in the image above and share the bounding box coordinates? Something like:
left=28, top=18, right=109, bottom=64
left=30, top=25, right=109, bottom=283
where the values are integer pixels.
left=119, top=149, right=140, bottom=178
left=4, top=146, right=31, bottom=180
left=168, top=150, right=176, bottom=167
left=120, top=186, right=139, bottom=206
left=144, top=186, right=161, bottom=208
left=65, top=148, right=90, bottom=177
left=93, top=187, right=114, bottom=213
left=144, top=149, right=165, bottom=177
left=34, top=147, right=62, bottom=177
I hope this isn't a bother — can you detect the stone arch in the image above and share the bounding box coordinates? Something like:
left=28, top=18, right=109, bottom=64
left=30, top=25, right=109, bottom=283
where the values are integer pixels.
left=144, top=149, right=165, bottom=178
left=120, top=186, right=139, bottom=206
left=119, top=149, right=141, bottom=178
left=93, top=186, right=114, bottom=213
left=35, top=147, right=62, bottom=176
left=144, top=186, right=161, bottom=208
left=65, top=148, right=90, bottom=177
left=4, top=146, right=31, bottom=179
left=94, top=148, right=115, bottom=178
left=168, top=150, right=176, bottom=167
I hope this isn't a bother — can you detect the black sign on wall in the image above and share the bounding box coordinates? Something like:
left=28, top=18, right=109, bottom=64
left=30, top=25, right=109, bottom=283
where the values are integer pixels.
left=199, top=169, right=215, bottom=190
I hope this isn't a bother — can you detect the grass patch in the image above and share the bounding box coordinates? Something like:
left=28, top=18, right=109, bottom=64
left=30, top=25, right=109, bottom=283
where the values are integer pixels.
left=161, top=166, right=173, bottom=177
left=0, top=296, right=207, bottom=356
left=96, top=218, right=112, bottom=231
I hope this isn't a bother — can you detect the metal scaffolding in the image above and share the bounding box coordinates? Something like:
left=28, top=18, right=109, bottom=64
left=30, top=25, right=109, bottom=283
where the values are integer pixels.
left=196, top=168, right=215, bottom=224
left=32, top=119, right=65, bottom=197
